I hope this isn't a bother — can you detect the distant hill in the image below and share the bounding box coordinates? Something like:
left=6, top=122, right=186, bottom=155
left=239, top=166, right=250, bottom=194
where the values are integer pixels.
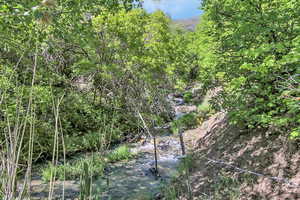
left=173, top=16, right=200, bottom=31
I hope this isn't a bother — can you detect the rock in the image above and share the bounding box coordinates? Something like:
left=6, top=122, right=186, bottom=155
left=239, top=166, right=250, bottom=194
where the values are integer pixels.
left=154, top=192, right=163, bottom=199
left=174, top=98, right=184, bottom=105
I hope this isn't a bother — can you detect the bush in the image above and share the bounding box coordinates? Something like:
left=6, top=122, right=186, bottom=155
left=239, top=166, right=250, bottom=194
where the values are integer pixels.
left=183, top=91, right=193, bottom=103
left=194, top=0, right=300, bottom=137
left=171, top=113, right=199, bottom=134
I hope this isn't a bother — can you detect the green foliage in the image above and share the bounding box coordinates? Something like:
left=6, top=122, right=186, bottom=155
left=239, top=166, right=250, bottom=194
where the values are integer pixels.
left=161, top=185, right=178, bottom=200
left=80, top=162, right=92, bottom=200
left=41, top=145, right=134, bottom=182
left=183, top=92, right=193, bottom=103
left=196, top=96, right=216, bottom=124
left=194, top=0, right=300, bottom=137
left=177, top=155, right=195, bottom=174
left=211, top=171, right=240, bottom=200
left=171, top=113, right=198, bottom=134
left=107, top=145, right=134, bottom=163
left=0, top=1, right=198, bottom=199
left=171, top=96, right=216, bottom=133
left=1, top=0, right=188, bottom=167
left=290, top=128, right=300, bottom=140
left=160, top=155, right=195, bottom=200
left=42, top=154, right=105, bottom=182
left=197, top=101, right=210, bottom=114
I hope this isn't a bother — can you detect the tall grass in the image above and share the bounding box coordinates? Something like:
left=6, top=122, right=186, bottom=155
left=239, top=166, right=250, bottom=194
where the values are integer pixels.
left=0, top=48, right=38, bottom=199
left=48, top=94, right=65, bottom=200
left=0, top=48, right=67, bottom=200
left=42, top=154, right=106, bottom=182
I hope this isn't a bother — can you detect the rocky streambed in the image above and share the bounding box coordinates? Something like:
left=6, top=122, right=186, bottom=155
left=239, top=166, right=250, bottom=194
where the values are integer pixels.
left=26, top=96, right=197, bottom=200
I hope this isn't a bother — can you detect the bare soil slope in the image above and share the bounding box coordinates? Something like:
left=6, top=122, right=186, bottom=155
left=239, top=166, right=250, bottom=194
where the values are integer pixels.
left=179, top=112, right=300, bottom=200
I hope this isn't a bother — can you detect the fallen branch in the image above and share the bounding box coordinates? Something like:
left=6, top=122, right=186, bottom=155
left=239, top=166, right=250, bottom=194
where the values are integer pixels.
left=137, top=111, right=159, bottom=176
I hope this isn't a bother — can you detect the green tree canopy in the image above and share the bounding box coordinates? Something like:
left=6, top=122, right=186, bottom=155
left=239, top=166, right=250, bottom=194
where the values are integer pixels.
left=194, top=0, right=300, bottom=137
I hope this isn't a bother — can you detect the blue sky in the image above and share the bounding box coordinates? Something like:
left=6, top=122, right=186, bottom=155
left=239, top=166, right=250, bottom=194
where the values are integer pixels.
left=142, top=0, right=203, bottom=20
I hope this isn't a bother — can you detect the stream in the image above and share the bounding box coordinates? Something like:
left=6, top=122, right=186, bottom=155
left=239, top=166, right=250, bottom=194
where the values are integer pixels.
left=27, top=95, right=196, bottom=200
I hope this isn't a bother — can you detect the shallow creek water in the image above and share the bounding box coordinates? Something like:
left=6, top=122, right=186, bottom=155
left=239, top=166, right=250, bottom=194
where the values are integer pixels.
left=28, top=96, right=195, bottom=200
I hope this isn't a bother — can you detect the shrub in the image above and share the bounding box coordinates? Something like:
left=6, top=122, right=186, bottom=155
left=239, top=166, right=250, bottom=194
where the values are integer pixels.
left=194, top=0, right=300, bottom=137
left=171, top=113, right=199, bottom=134
left=183, top=92, right=193, bottom=103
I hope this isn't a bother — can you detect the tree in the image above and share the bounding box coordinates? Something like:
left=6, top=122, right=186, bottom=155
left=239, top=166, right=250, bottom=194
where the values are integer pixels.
left=195, top=0, right=300, bottom=137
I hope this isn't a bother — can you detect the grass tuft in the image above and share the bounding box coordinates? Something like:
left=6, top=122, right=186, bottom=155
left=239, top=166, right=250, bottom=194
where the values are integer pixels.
left=107, top=145, right=134, bottom=163
left=41, top=145, right=135, bottom=182
left=42, top=154, right=105, bottom=182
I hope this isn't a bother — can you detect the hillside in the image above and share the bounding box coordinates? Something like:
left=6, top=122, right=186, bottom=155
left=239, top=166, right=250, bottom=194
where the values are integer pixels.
left=173, top=16, right=200, bottom=31
left=172, top=111, right=300, bottom=199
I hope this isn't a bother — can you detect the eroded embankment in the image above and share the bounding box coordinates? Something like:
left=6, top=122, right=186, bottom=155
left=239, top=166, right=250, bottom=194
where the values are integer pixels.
left=173, top=112, right=300, bottom=200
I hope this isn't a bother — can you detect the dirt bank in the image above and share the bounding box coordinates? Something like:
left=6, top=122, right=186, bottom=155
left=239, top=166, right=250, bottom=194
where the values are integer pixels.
left=174, top=112, right=300, bottom=200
